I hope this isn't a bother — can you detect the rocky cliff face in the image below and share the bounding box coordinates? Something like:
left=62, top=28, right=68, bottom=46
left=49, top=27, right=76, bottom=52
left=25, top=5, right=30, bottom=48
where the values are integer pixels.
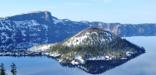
left=0, top=11, right=88, bottom=50
left=0, top=11, right=156, bottom=51
left=89, top=22, right=156, bottom=36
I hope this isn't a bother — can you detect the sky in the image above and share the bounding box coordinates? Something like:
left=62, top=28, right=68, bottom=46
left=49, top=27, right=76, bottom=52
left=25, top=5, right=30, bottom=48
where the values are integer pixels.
left=0, top=0, right=156, bottom=24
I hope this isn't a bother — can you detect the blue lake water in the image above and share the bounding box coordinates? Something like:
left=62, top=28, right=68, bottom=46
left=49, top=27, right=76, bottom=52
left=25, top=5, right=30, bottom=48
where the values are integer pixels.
left=0, top=36, right=156, bottom=75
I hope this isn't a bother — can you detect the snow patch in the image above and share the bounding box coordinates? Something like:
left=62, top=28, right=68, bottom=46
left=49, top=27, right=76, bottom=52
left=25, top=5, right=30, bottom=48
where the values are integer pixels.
left=53, top=18, right=63, bottom=24
left=126, top=51, right=134, bottom=57
left=0, top=32, right=9, bottom=43
left=49, top=53, right=61, bottom=57
left=71, top=60, right=79, bottom=65
left=28, top=44, right=54, bottom=52
left=75, top=56, right=85, bottom=64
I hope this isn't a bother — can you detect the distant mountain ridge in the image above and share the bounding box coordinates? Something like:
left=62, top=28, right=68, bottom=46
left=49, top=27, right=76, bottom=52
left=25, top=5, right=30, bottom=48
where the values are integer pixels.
left=0, top=11, right=156, bottom=50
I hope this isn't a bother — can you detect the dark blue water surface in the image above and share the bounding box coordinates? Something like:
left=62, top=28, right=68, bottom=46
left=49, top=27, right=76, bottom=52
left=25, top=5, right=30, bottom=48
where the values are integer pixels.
left=0, top=36, right=156, bottom=75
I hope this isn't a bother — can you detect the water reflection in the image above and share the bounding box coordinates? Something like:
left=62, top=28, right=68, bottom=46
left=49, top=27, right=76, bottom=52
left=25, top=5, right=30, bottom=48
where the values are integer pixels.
left=60, top=60, right=127, bottom=74
left=59, top=53, right=144, bottom=74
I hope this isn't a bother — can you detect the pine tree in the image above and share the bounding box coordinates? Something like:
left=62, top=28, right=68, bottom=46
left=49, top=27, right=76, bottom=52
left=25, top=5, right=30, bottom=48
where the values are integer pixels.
left=11, top=63, right=17, bottom=75
left=0, top=63, right=6, bottom=75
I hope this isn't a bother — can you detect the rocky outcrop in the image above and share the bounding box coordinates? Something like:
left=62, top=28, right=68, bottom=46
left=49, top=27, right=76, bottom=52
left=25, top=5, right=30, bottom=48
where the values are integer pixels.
left=49, top=28, right=145, bottom=65
left=47, top=28, right=145, bottom=74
